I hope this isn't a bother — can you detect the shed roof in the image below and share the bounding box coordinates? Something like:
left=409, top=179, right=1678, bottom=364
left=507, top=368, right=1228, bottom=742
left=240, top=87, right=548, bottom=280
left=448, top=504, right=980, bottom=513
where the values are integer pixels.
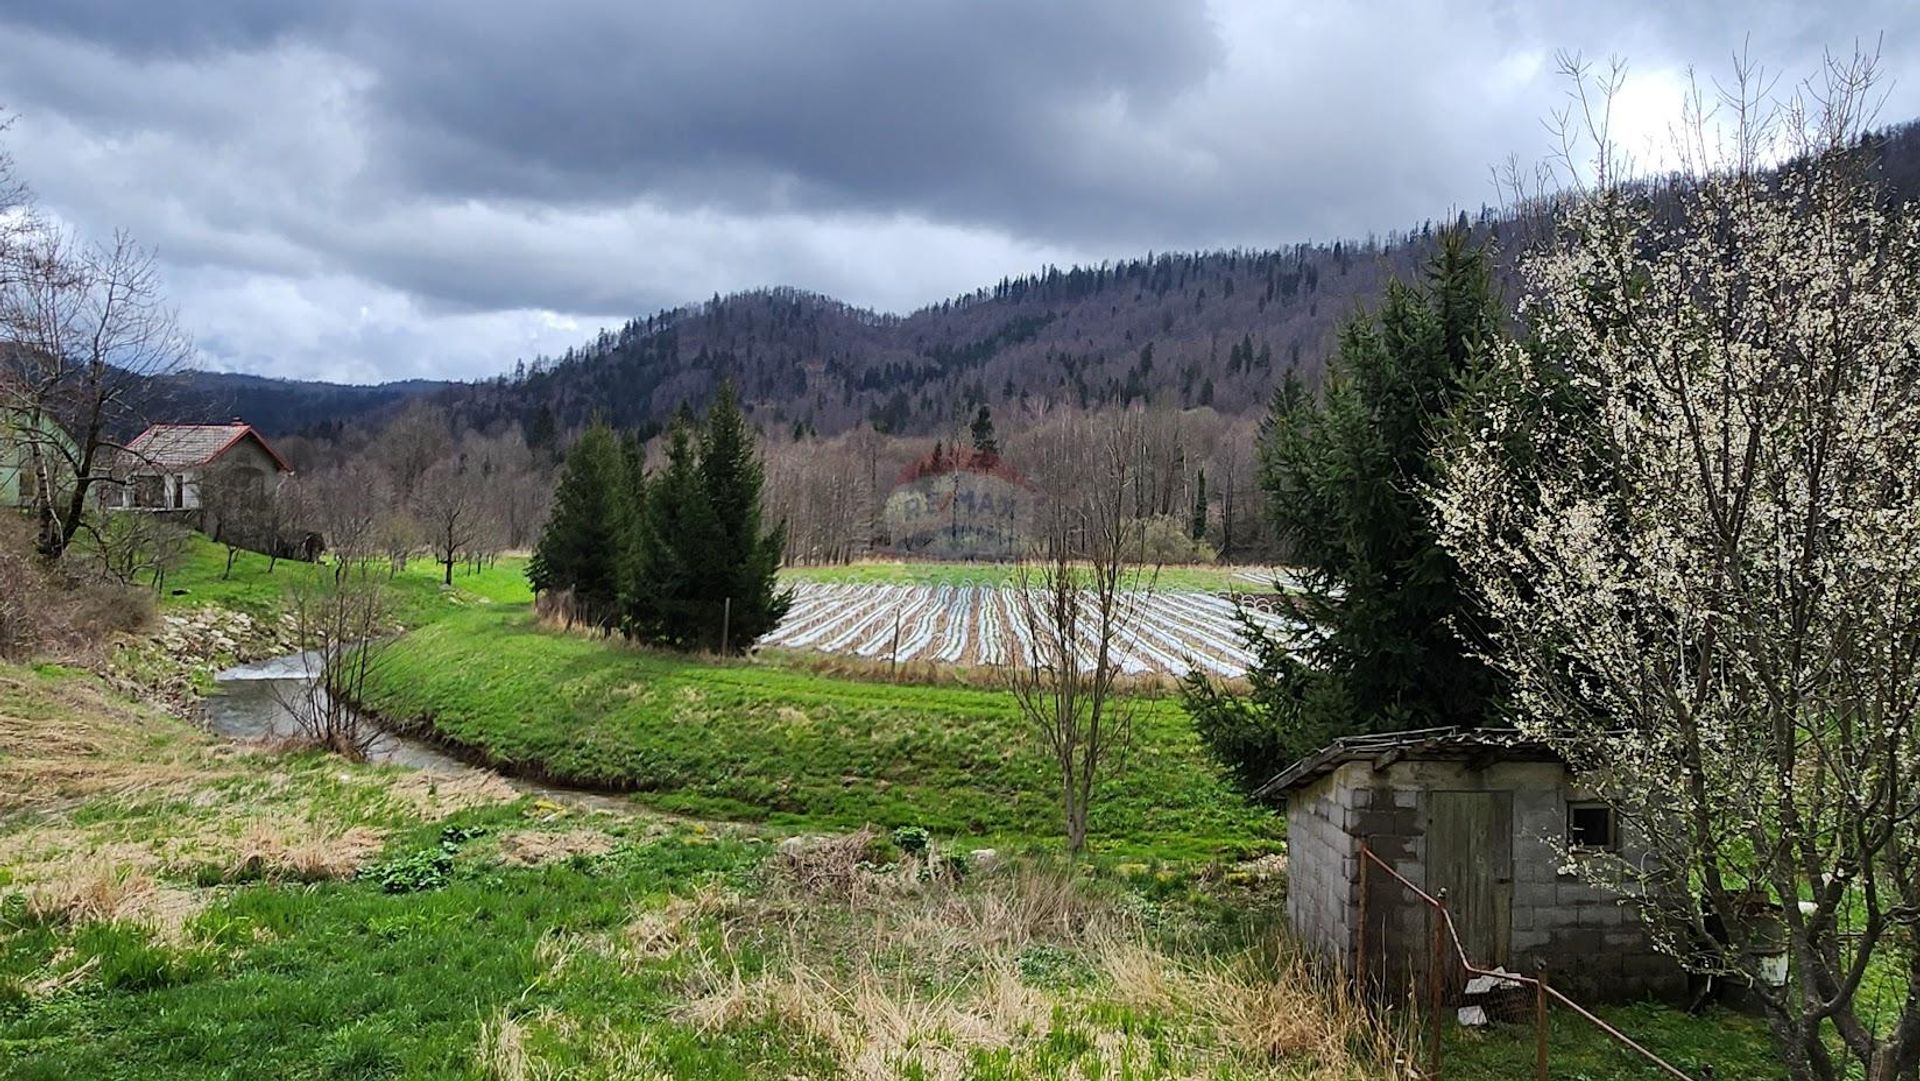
left=1252, top=726, right=1562, bottom=801
left=125, top=423, right=291, bottom=473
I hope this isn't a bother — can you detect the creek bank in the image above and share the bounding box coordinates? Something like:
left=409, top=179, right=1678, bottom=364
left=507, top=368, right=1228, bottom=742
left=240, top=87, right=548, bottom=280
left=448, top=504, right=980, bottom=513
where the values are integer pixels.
left=209, top=650, right=643, bottom=815
left=110, top=605, right=301, bottom=713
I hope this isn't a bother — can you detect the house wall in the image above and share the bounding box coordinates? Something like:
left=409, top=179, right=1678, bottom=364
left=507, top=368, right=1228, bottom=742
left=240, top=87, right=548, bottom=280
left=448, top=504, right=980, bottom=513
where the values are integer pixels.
left=1287, top=757, right=1685, bottom=1003
left=0, top=415, right=77, bottom=510
left=181, top=439, right=285, bottom=511
left=116, top=439, right=285, bottom=513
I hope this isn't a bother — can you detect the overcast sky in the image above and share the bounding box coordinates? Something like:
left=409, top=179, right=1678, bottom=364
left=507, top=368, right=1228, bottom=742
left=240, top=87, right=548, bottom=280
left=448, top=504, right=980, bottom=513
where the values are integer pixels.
left=1, top=1, right=1915, bottom=384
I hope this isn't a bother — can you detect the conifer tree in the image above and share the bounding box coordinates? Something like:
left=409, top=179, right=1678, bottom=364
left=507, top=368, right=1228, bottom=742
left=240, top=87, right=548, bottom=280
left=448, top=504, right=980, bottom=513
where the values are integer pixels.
left=697, top=381, right=790, bottom=651
left=626, top=412, right=717, bottom=647
left=613, top=429, right=653, bottom=636
left=969, top=404, right=998, bottom=461
left=527, top=422, right=624, bottom=626
left=622, top=386, right=790, bottom=653
left=1185, top=228, right=1503, bottom=785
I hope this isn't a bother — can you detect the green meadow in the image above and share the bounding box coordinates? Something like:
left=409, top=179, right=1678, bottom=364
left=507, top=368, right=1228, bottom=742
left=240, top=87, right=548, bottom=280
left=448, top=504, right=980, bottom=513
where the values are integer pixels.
left=358, top=605, right=1278, bottom=861
left=779, top=559, right=1270, bottom=593
left=0, top=548, right=1780, bottom=1079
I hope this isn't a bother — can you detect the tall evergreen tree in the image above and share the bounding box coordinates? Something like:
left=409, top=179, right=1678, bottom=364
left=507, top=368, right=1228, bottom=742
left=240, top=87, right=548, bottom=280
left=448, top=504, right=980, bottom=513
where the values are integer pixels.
left=527, top=422, right=624, bottom=626
left=626, top=412, right=718, bottom=647
left=697, top=381, right=791, bottom=651
left=622, top=385, right=791, bottom=653
left=969, top=404, right=998, bottom=460
left=1185, top=229, right=1503, bottom=786
left=613, top=429, right=653, bottom=636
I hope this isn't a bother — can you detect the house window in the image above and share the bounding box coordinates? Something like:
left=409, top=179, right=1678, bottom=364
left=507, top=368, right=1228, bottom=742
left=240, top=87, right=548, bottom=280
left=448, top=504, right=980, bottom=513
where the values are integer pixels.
left=1568, top=802, right=1618, bottom=851
left=132, top=474, right=164, bottom=509
left=173, top=475, right=185, bottom=509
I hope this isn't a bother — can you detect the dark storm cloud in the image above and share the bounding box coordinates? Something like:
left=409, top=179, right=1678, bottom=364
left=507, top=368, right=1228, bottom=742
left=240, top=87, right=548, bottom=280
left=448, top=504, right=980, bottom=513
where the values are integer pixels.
left=1, top=0, right=1916, bottom=381
left=6, top=1, right=1222, bottom=230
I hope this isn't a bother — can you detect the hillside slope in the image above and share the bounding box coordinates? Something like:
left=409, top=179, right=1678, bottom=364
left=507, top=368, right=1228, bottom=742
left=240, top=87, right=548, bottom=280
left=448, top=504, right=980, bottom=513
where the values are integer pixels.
left=201, top=122, right=1920, bottom=442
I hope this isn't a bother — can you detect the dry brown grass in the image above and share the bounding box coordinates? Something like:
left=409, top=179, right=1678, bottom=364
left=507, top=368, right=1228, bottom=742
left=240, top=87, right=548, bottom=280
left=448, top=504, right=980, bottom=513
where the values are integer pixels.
left=0, top=515, right=153, bottom=664
left=668, top=830, right=1410, bottom=1080
left=385, top=769, right=520, bottom=816
left=498, top=827, right=616, bottom=867
left=0, top=661, right=518, bottom=953
left=617, top=883, right=741, bottom=969
left=473, top=1009, right=668, bottom=1081
left=0, top=668, right=231, bottom=813
left=21, top=864, right=207, bottom=942
left=224, top=819, right=389, bottom=881
left=767, top=826, right=886, bottom=898
left=475, top=1008, right=535, bottom=1081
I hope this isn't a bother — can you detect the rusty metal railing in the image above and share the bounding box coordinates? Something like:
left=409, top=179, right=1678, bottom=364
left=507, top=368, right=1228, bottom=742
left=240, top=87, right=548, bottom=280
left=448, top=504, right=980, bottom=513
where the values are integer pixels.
left=1357, top=839, right=1700, bottom=1080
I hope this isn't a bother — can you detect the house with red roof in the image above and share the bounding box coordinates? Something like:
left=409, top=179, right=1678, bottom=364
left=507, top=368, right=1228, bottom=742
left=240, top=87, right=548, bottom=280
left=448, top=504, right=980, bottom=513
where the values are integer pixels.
left=108, top=422, right=292, bottom=512
left=883, top=444, right=1035, bottom=560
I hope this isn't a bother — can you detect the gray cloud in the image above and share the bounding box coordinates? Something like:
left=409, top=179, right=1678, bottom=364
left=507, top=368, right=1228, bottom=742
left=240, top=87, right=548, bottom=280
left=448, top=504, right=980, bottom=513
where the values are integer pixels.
left=1, top=0, right=1917, bottom=381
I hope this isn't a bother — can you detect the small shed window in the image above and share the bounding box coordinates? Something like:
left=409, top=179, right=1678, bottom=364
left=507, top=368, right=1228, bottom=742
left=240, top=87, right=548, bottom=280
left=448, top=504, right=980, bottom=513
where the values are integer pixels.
left=1568, top=803, right=1618, bottom=850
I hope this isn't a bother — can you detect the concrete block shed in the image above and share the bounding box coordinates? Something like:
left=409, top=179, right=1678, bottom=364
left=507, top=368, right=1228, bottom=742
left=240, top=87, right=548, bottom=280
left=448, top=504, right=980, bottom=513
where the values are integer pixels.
left=1258, top=727, right=1685, bottom=1003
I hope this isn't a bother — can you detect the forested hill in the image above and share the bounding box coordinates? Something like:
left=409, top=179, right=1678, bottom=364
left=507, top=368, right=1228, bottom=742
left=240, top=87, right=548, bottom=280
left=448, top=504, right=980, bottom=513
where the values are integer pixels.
left=157, top=371, right=449, bottom=438
left=200, top=120, right=1920, bottom=443
left=451, top=232, right=1458, bottom=441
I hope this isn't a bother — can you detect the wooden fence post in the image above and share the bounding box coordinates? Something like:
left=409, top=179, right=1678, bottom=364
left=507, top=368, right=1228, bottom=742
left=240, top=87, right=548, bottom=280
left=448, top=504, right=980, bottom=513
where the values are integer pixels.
left=1536, top=965, right=1550, bottom=1081
left=1430, top=889, right=1448, bottom=1080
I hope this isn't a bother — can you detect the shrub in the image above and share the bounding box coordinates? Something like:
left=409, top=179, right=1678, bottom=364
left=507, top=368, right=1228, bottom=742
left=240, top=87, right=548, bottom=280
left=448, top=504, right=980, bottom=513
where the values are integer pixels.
left=1123, top=514, right=1216, bottom=565
left=0, top=514, right=151, bottom=660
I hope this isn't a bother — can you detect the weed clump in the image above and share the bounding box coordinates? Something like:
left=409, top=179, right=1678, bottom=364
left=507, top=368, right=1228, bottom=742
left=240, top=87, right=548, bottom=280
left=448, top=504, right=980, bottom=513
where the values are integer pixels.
left=362, top=824, right=487, bottom=893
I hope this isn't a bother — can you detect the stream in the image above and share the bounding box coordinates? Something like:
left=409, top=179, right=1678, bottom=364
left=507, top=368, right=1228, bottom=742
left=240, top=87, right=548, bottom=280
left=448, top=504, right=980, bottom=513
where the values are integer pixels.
left=204, top=651, right=634, bottom=813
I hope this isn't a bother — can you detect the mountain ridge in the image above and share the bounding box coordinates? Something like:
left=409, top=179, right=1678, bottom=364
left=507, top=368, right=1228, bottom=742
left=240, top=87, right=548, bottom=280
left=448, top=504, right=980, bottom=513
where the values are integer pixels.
left=184, top=119, right=1920, bottom=443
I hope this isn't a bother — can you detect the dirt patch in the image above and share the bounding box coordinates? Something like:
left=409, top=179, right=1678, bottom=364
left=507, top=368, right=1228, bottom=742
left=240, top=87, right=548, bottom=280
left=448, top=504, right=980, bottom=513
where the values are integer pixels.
left=384, top=769, right=521, bottom=816
left=499, top=828, right=616, bottom=867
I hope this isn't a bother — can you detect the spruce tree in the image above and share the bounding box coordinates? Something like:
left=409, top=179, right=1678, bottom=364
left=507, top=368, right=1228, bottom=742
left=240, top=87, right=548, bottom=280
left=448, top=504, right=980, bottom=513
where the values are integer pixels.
left=697, top=381, right=791, bottom=651
left=613, top=429, right=653, bottom=637
left=969, top=405, right=998, bottom=461
left=1185, top=228, right=1503, bottom=786
left=527, top=422, right=624, bottom=626
left=627, top=412, right=718, bottom=647
left=623, top=386, right=791, bottom=653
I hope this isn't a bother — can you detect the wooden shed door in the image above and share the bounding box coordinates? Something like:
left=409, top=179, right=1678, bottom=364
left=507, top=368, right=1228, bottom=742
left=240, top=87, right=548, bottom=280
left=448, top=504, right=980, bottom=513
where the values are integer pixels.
left=1427, top=790, right=1513, bottom=973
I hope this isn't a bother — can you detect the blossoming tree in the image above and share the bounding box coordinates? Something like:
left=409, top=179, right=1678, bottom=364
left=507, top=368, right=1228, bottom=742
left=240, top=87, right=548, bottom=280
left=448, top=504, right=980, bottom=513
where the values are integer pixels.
left=1435, top=53, right=1920, bottom=1081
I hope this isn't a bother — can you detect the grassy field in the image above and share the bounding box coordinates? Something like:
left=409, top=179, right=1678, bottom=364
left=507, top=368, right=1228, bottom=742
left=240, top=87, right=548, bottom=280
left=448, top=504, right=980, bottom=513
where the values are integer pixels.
left=0, top=660, right=1776, bottom=1080
left=358, top=605, right=1278, bottom=861
left=0, top=660, right=1393, bottom=1080
left=159, top=537, right=533, bottom=628
left=1, top=538, right=1784, bottom=1078
left=780, top=559, right=1271, bottom=593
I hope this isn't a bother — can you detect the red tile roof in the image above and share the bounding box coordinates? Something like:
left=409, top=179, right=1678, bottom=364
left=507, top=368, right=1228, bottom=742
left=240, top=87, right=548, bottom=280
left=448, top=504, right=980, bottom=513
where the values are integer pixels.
left=125, top=423, right=291, bottom=472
